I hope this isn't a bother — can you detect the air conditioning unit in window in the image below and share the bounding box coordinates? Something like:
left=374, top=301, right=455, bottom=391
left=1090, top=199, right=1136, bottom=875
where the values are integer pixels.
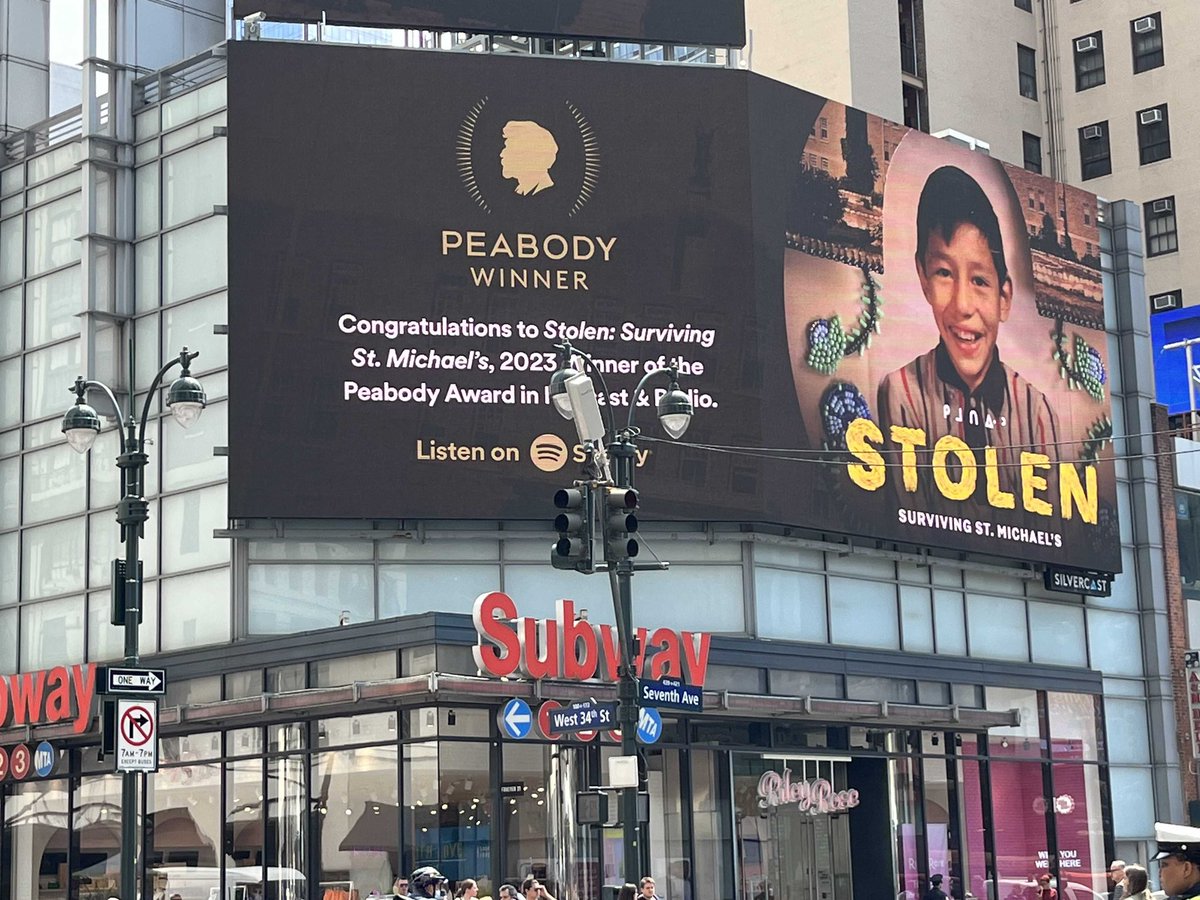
left=1075, top=36, right=1098, bottom=52
left=1152, top=198, right=1174, bottom=213
left=1140, top=108, right=1164, bottom=125
left=1133, top=16, right=1157, bottom=33
left=1151, top=292, right=1181, bottom=312
left=1082, top=125, right=1104, bottom=140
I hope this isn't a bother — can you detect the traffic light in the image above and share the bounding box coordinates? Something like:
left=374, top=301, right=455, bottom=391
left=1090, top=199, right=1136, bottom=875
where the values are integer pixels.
left=602, top=487, right=639, bottom=561
left=552, top=485, right=594, bottom=572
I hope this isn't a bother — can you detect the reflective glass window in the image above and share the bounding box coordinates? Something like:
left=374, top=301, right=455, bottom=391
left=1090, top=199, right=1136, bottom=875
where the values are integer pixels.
left=1048, top=692, right=1101, bottom=761
left=379, top=564, right=500, bottom=620
left=830, top=575, right=898, bottom=649
left=135, top=237, right=159, bottom=312
left=987, top=686, right=1045, bottom=758
left=0, top=454, right=18, bottom=528
left=162, top=399, right=227, bottom=491
left=22, top=516, right=85, bottom=599
left=636, top=566, right=745, bottom=632
left=90, top=503, right=160, bottom=587
left=966, top=594, right=1028, bottom=661
left=25, top=265, right=81, bottom=347
left=314, top=746, right=401, bottom=894
left=0, top=356, right=19, bottom=428
left=934, top=591, right=966, bottom=654
left=1029, top=602, right=1086, bottom=666
left=899, top=584, right=934, bottom=652
left=5, top=779, right=70, bottom=899
left=0, top=284, right=20, bottom=354
left=87, top=582, right=159, bottom=660
left=267, top=754, right=307, bottom=900
left=136, top=162, right=159, bottom=237
left=0, top=215, right=23, bottom=286
left=755, top=567, right=827, bottom=642
left=22, top=442, right=85, bottom=523
left=27, top=193, right=83, bottom=277
left=147, top=760, right=223, bottom=876
left=160, top=484, right=229, bottom=572
left=0, top=531, right=16, bottom=606
left=160, top=568, right=230, bottom=650
left=164, top=138, right=227, bottom=228
left=1051, top=763, right=1106, bottom=896
left=24, top=338, right=80, bottom=420
left=163, top=216, right=226, bottom=304
left=164, top=291, right=228, bottom=372
left=20, top=594, right=85, bottom=668
left=248, top=563, right=374, bottom=634
left=0, top=607, right=15, bottom=670
left=1086, top=609, right=1144, bottom=677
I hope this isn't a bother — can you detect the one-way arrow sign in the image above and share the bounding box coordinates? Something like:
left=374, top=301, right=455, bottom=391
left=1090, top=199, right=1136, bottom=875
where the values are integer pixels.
left=101, top=666, right=166, bottom=695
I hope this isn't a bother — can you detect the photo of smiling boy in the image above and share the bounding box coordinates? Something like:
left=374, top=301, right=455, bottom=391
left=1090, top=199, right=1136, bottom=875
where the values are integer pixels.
left=877, top=164, right=1061, bottom=507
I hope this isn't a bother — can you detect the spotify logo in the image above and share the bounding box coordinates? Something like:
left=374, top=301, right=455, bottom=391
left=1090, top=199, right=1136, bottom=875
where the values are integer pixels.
left=530, top=434, right=569, bottom=472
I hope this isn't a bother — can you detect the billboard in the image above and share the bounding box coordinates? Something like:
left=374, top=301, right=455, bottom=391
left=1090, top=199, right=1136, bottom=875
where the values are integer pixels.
left=1150, top=304, right=1200, bottom=415
left=232, top=0, right=746, bottom=46
left=227, top=42, right=1119, bottom=572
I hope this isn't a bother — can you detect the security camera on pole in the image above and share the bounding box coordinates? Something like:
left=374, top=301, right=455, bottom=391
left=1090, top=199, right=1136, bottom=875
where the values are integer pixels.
left=547, top=340, right=693, bottom=886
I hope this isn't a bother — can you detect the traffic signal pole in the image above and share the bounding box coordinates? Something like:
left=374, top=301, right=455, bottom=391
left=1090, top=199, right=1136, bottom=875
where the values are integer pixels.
left=606, top=435, right=642, bottom=886
left=548, top=343, right=693, bottom=889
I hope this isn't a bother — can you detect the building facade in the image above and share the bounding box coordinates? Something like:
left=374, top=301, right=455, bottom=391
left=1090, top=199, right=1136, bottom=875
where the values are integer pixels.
left=0, top=5, right=1184, bottom=900
left=744, top=0, right=1200, bottom=319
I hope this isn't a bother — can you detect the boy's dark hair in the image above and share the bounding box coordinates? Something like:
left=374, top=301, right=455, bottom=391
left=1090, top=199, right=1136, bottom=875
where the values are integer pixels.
left=915, top=165, right=1009, bottom=285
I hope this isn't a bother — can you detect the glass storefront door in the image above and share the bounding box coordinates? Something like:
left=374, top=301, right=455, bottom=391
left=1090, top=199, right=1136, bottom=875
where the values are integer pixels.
left=733, top=755, right=853, bottom=900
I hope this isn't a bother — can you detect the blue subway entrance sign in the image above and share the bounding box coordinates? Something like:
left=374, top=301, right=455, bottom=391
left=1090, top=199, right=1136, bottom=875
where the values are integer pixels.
left=34, top=741, right=55, bottom=778
left=639, top=677, right=703, bottom=712
left=499, top=698, right=533, bottom=739
left=549, top=701, right=617, bottom=734
left=636, top=707, right=663, bottom=744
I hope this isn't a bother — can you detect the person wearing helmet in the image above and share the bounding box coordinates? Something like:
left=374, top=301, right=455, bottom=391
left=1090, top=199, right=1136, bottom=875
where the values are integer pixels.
left=409, top=867, right=448, bottom=900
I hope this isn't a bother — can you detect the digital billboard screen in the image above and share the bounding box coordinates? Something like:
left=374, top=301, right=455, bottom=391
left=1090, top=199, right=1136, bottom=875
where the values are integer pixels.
left=227, top=42, right=1119, bottom=572
left=232, top=0, right=747, bottom=46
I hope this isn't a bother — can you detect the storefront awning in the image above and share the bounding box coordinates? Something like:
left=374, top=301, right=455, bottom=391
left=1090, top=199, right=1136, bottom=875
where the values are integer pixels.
left=0, top=672, right=1020, bottom=746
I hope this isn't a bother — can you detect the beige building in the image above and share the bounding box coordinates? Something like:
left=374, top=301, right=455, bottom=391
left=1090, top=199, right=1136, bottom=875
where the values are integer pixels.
left=746, top=0, right=1197, bottom=313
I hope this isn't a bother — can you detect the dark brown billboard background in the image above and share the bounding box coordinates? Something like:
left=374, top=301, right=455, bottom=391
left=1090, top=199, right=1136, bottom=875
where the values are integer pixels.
left=227, top=42, right=1120, bottom=572
left=232, top=0, right=746, bottom=46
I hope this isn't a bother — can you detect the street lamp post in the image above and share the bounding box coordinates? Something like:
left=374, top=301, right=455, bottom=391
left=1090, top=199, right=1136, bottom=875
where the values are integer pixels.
left=548, top=341, right=693, bottom=887
left=62, top=346, right=206, bottom=900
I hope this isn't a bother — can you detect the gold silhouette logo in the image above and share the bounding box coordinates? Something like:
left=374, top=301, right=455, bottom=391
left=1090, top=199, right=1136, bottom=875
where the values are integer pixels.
left=457, top=97, right=600, bottom=217
left=501, top=121, right=558, bottom=196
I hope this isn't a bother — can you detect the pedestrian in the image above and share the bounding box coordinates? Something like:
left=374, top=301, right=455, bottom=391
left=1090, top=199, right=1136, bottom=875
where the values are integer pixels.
left=1121, top=863, right=1152, bottom=900
left=521, top=877, right=556, bottom=900
left=394, top=878, right=410, bottom=897
left=1151, top=822, right=1200, bottom=900
left=1109, top=861, right=1127, bottom=900
left=498, top=887, right=517, bottom=900
left=639, top=878, right=660, bottom=900
left=924, top=875, right=948, bottom=900
left=409, top=868, right=448, bottom=900
left=456, top=881, right=479, bottom=900
left=617, top=884, right=637, bottom=900
left=1035, top=875, right=1057, bottom=900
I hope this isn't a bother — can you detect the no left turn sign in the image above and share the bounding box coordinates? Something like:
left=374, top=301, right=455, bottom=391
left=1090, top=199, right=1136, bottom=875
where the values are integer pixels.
left=115, top=699, right=158, bottom=773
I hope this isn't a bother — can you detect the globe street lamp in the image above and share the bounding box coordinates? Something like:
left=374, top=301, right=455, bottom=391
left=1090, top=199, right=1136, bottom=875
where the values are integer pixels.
left=62, top=346, right=205, bottom=900
left=548, top=340, right=693, bottom=885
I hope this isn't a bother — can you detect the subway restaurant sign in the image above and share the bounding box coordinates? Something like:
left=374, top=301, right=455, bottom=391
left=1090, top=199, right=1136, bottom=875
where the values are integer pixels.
left=472, top=591, right=711, bottom=686
left=0, top=664, right=96, bottom=734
